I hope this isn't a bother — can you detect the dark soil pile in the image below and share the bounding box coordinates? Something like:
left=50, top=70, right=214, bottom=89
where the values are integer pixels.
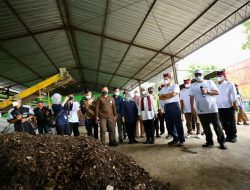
left=0, top=133, right=174, bottom=190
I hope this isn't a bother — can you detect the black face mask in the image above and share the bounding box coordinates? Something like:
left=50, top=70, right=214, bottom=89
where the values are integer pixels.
left=149, top=91, right=153, bottom=94
left=102, top=91, right=108, bottom=95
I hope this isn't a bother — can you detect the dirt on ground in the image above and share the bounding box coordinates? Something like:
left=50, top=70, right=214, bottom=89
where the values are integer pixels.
left=0, top=133, right=176, bottom=190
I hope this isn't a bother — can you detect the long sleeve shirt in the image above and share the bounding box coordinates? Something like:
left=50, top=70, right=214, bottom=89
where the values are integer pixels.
left=138, top=95, right=157, bottom=120
left=121, top=100, right=138, bottom=123
left=96, top=96, right=116, bottom=119
left=112, top=95, right=123, bottom=114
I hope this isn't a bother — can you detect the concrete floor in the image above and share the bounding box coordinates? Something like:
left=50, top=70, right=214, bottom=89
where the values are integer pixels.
left=110, top=124, right=250, bottom=190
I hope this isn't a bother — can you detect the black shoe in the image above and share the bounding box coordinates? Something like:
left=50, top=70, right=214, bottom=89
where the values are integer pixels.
left=123, top=135, right=127, bottom=140
left=230, top=138, right=237, bottom=143
left=243, top=122, right=249, bottom=125
left=144, top=140, right=151, bottom=144
left=160, top=132, right=164, bottom=135
left=109, top=142, right=118, bottom=146
left=168, top=140, right=179, bottom=145
left=202, top=143, right=214, bottom=147
left=156, top=135, right=161, bottom=138
left=219, top=143, right=227, bottom=150
left=119, top=139, right=123, bottom=143
left=237, top=122, right=241, bottom=125
left=177, top=142, right=184, bottom=147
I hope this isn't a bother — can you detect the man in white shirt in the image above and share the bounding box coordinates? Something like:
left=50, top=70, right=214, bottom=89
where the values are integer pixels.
left=138, top=87, right=157, bottom=144
left=190, top=69, right=227, bottom=149
left=180, top=79, right=201, bottom=138
left=159, top=73, right=185, bottom=146
left=215, top=70, right=238, bottom=143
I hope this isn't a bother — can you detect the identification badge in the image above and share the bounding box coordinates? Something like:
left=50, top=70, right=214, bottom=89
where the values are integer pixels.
left=110, top=101, right=112, bottom=104
left=64, top=115, right=67, bottom=120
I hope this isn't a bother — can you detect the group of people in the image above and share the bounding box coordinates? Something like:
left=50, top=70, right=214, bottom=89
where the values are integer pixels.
left=7, top=69, right=249, bottom=150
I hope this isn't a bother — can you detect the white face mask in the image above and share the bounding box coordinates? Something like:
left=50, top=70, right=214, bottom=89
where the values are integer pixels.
left=195, top=76, right=203, bottom=82
left=164, top=79, right=170, bottom=85
left=185, top=84, right=191, bottom=88
left=141, top=90, right=146, bottom=95
left=134, top=92, right=139, bottom=97
left=217, top=76, right=224, bottom=82
left=86, top=95, right=91, bottom=100
left=114, top=92, right=120, bottom=96
left=12, top=101, right=19, bottom=107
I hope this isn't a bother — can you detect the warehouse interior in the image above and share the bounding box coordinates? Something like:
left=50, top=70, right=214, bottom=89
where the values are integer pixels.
left=0, top=0, right=250, bottom=190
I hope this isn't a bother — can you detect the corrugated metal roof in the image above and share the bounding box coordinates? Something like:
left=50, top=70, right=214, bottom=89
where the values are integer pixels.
left=0, top=0, right=249, bottom=93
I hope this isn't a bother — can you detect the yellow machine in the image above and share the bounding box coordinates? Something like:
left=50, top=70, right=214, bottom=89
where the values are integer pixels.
left=0, top=68, right=74, bottom=112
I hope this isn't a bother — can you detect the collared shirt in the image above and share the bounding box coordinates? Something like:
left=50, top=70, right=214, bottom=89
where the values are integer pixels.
left=190, top=80, right=219, bottom=114
left=138, top=95, right=157, bottom=120
left=180, top=88, right=192, bottom=113
left=215, top=80, right=237, bottom=109
left=96, top=96, right=116, bottom=119
left=112, top=95, right=123, bottom=114
left=159, top=83, right=180, bottom=110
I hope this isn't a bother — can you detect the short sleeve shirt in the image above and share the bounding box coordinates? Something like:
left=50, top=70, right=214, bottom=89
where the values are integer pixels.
left=159, top=83, right=180, bottom=104
left=189, top=80, right=219, bottom=114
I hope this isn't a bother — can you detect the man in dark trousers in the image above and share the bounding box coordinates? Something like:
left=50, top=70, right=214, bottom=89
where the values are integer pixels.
left=121, top=93, right=138, bottom=144
left=215, top=70, right=238, bottom=143
left=159, top=73, right=185, bottom=146
left=190, top=69, right=227, bottom=149
left=7, top=96, right=35, bottom=135
left=33, top=101, right=51, bottom=134
left=112, top=87, right=124, bottom=143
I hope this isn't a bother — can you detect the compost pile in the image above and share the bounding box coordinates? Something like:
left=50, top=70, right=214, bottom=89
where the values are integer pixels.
left=0, top=133, right=173, bottom=190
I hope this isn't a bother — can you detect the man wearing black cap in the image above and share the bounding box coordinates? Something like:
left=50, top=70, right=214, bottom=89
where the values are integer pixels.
left=7, top=96, right=35, bottom=134
left=215, top=70, right=238, bottom=143
left=159, top=72, right=185, bottom=146
left=190, top=69, right=227, bottom=149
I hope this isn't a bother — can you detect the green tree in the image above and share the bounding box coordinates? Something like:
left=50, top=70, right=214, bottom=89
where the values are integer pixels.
left=242, top=20, right=250, bottom=50
left=186, top=63, right=218, bottom=79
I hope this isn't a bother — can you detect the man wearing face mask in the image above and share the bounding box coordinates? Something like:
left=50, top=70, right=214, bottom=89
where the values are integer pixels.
left=7, top=96, right=35, bottom=134
left=33, top=101, right=51, bottom=134
left=180, top=79, right=201, bottom=138
left=148, top=87, right=160, bottom=138
left=190, top=69, right=227, bottom=149
left=138, top=87, right=157, bottom=144
left=159, top=73, right=185, bottom=146
left=96, top=86, right=117, bottom=146
left=215, top=70, right=238, bottom=143
left=112, top=87, right=124, bottom=143
left=121, top=93, right=138, bottom=144
left=82, top=89, right=98, bottom=139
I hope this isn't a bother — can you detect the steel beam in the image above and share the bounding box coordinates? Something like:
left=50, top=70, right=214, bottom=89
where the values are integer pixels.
left=120, top=0, right=218, bottom=89
left=95, top=0, right=110, bottom=88
left=57, top=0, right=84, bottom=83
left=0, top=46, right=43, bottom=79
left=107, top=0, right=157, bottom=87
left=4, top=0, right=60, bottom=72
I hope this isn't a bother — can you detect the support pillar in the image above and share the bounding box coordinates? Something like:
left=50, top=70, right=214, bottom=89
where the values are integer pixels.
left=171, top=56, right=178, bottom=84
